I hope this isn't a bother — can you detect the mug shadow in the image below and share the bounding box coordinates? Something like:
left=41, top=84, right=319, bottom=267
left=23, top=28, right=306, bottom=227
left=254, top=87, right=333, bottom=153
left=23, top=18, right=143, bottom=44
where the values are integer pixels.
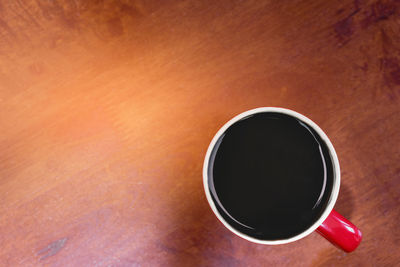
left=157, top=182, right=355, bottom=266
left=158, top=177, right=241, bottom=267
left=332, top=182, right=354, bottom=219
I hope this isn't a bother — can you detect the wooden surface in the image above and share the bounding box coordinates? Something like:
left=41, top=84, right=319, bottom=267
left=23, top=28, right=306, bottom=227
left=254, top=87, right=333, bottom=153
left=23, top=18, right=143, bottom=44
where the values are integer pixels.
left=0, top=0, right=399, bottom=266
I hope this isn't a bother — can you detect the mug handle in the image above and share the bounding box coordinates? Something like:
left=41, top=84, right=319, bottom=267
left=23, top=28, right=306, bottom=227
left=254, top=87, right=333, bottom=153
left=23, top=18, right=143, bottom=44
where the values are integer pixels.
left=316, top=209, right=362, bottom=252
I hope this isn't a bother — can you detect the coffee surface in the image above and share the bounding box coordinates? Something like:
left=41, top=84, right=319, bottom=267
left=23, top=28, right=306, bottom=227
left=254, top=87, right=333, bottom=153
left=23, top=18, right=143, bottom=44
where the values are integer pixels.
left=208, top=112, right=334, bottom=240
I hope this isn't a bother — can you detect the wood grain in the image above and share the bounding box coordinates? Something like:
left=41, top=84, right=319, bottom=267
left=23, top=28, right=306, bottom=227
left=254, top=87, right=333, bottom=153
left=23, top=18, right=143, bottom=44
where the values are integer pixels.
left=0, top=0, right=399, bottom=266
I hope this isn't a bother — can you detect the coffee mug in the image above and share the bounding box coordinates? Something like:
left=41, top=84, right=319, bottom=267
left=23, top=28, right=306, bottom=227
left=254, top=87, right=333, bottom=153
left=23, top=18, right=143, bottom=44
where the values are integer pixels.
left=203, top=107, right=362, bottom=252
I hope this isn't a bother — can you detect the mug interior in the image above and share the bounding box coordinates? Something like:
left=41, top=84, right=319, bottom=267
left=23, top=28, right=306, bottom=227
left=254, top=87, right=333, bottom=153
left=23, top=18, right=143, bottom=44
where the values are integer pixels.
left=203, top=107, right=340, bottom=245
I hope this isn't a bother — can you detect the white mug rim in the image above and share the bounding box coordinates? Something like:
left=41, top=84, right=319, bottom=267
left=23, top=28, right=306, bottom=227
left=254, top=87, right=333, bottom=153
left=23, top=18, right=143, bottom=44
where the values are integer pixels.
left=202, top=107, right=340, bottom=245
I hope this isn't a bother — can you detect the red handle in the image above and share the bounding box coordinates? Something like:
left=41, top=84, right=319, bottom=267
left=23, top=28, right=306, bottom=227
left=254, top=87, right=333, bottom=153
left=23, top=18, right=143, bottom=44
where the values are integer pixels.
left=316, top=209, right=362, bottom=252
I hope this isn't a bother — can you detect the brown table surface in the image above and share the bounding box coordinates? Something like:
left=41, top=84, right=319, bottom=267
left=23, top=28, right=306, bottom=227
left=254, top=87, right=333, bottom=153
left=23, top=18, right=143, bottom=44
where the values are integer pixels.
left=1, top=0, right=399, bottom=266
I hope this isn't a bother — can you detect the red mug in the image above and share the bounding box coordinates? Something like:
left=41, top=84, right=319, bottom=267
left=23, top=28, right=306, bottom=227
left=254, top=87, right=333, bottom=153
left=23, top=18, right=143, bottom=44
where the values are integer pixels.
left=203, top=107, right=362, bottom=252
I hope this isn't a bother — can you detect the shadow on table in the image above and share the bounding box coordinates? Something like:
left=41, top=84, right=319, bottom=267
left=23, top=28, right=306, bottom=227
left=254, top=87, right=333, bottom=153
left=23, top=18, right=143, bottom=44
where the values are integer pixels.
left=158, top=179, right=355, bottom=266
left=158, top=177, right=241, bottom=266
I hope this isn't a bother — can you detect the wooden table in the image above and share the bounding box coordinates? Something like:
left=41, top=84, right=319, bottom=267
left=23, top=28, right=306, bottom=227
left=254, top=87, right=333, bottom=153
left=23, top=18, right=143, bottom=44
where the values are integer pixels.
left=1, top=0, right=399, bottom=266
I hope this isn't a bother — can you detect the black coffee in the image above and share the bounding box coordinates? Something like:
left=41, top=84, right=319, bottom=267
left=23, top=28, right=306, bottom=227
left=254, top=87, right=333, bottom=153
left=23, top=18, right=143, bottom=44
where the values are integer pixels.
left=208, top=112, right=334, bottom=240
